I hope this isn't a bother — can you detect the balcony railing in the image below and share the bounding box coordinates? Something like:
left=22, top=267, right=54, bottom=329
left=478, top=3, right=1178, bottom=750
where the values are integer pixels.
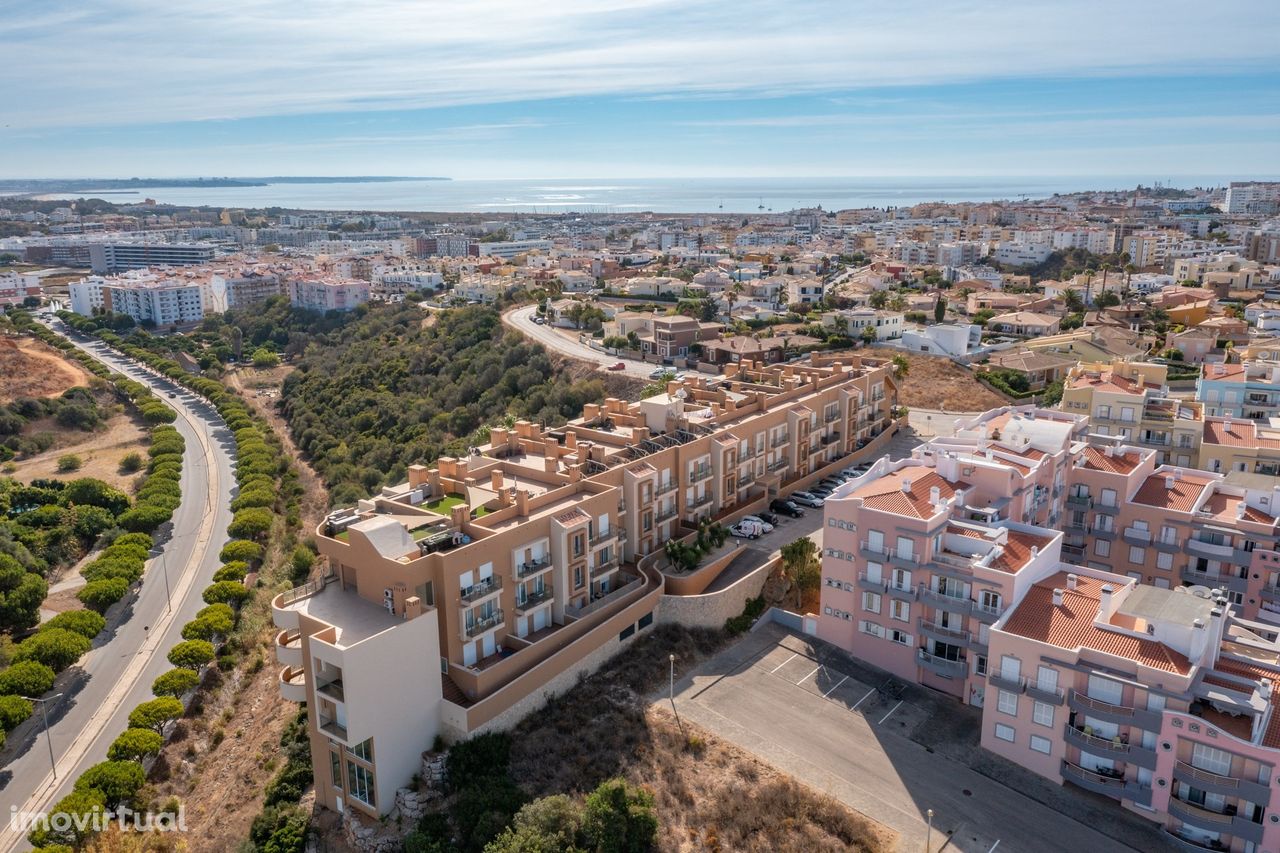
left=515, top=586, right=554, bottom=613
left=1060, top=760, right=1151, bottom=805
left=655, top=506, right=677, bottom=523
left=768, top=459, right=789, bottom=472
left=919, top=619, right=970, bottom=643
left=771, top=434, right=790, bottom=448
left=655, top=481, right=677, bottom=496
left=1026, top=680, right=1066, bottom=704
left=591, top=558, right=620, bottom=578
left=988, top=671, right=1024, bottom=693
left=464, top=609, right=505, bottom=638
left=516, top=557, right=552, bottom=578
left=1064, top=723, right=1132, bottom=754
left=1173, top=760, right=1273, bottom=807
left=918, top=583, right=971, bottom=611
left=1067, top=689, right=1163, bottom=730
left=690, top=466, right=713, bottom=483
left=460, top=575, right=503, bottom=604
left=1122, top=527, right=1152, bottom=545
left=687, top=494, right=713, bottom=511
left=590, top=528, right=616, bottom=546
left=917, top=648, right=967, bottom=676
left=316, top=677, right=345, bottom=703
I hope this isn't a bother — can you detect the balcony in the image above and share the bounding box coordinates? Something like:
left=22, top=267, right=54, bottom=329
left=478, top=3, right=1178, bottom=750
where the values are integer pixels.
left=973, top=601, right=1004, bottom=623
left=687, top=494, right=713, bottom=511
left=1167, top=797, right=1264, bottom=843
left=1153, top=536, right=1181, bottom=553
left=857, top=572, right=887, bottom=592
left=1122, top=527, right=1152, bottom=546
left=1261, top=585, right=1280, bottom=603
left=1186, top=537, right=1234, bottom=560
left=1094, top=501, right=1120, bottom=515
left=690, top=466, right=713, bottom=483
left=1060, top=761, right=1152, bottom=805
left=918, top=584, right=972, bottom=613
left=463, top=609, right=505, bottom=639
left=591, top=558, right=620, bottom=579
left=824, top=411, right=840, bottom=423
left=590, top=528, right=617, bottom=546
left=771, top=434, right=790, bottom=448
left=515, top=586, right=554, bottom=613
left=917, top=648, right=967, bottom=677
left=460, top=575, right=503, bottom=605
left=316, top=677, right=345, bottom=703
left=885, top=580, right=917, bottom=601
left=278, top=665, right=307, bottom=702
left=1092, top=524, right=1117, bottom=540
left=1181, top=566, right=1247, bottom=594
left=319, top=717, right=348, bottom=741
left=918, top=619, right=970, bottom=645
left=1026, top=680, right=1066, bottom=705
left=655, top=480, right=677, bottom=496
left=1066, top=690, right=1163, bottom=730
left=768, top=459, right=789, bottom=473
left=516, top=556, right=552, bottom=579
left=1062, top=725, right=1157, bottom=768
left=1173, top=760, right=1273, bottom=807
left=988, top=671, right=1025, bottom=693
left=821, top=432, right=840, bottom=446
left=655, top=506, right=677, bottom=523
left=274, top=629, right=302, bottom=668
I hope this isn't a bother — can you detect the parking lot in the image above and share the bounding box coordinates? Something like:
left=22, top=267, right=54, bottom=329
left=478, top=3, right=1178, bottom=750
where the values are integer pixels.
left=667, top=625, right=1159, bottom=853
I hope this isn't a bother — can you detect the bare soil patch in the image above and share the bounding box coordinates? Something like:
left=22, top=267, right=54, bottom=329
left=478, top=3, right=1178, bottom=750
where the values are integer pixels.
left=0, top=336, right=93, bottom=402
left=873, top=348, right=1005, bottom=411
left=550, top=352, right=646, bottom=399
left=8, top=410, right=148, bottom=491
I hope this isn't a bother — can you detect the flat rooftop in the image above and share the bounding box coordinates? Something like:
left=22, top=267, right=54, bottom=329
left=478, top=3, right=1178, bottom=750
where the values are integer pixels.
left=285, top=581, right=402, bottom=648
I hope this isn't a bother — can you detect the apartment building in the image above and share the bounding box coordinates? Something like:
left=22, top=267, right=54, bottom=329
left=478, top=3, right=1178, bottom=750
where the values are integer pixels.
left=0, top=271, right=40, bottom=307
left=97, top=277, right=205, bottom=326
left=1202, top=418, right=1280, bottom=478
left=87, top=241, right=215, bottom=273
left=1198, top=362, right=1280, bottom=421
left=819, top=407, right=1088, bottom=705
left=636, top=315, right=720, bottom=359
left=824, top=308, right=905, bottom=341
left=205, top=270, right=285, bottom=312
left=1225, top=181, right=1280, bottom=215
left=1062, top=361, right=1202, bottom=467
left=289, top=277, right=370, bottom=313
left=274, top=356, right=898, bottom=818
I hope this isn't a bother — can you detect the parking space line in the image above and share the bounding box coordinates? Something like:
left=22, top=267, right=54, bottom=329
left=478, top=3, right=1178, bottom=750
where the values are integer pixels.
left=822, top=674, right=849, bottom=697
left=851, top=687, right=876, bottom=709
left=878, top=700, right=904, bottom=725
left=797, top=665, right=822, bottom=685
left=769, top=652, right=798, bottom=674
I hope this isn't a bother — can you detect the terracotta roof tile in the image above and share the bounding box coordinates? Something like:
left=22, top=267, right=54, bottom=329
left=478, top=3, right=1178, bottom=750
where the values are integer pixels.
left=988, top=530, right=1056, bottom=575
left=852, top=469, right=961, bottom=519
left=1212, top=659, right=1280, bottom=748
left=1204, top=418, right=1280, bottom=449
left=1131, top=472, right=1214, bottom=512
left=1002, top=573, right=1192, bottom=674
left=1078, top=445, right=1143, bottom=474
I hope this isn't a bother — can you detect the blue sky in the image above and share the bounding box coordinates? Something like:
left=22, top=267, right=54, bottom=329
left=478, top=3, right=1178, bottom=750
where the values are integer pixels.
left=2, top=0, right=1278, bottom=179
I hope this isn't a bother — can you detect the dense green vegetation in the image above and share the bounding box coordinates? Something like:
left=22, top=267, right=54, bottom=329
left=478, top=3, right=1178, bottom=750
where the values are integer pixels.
left=280, top=305, right=605, bottom=505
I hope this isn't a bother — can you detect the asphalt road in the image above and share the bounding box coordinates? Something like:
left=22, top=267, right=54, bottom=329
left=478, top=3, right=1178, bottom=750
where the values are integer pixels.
left=503, top=304, right=657, bottom=379
left=0, top=320, right=236, bottom=851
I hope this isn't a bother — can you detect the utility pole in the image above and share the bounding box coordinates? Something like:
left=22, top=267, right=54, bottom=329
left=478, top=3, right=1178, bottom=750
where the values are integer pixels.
left=23, top=693, right=63, bottom=780
left=925, top=808, right=934, bottom=852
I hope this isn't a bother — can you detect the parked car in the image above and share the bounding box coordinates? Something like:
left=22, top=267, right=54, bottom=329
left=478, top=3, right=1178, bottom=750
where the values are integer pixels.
left=648, top=367, right=668, bottom=380
left=809, top=486, right=834, bottom=499
left=790, top=491, right=826, bottom=508
left=532, top=316, right=545, bottom=324
left=770, top=498, right=805, bottom=518
left=754, top=510, right=779, bottom=526
left=608, top=362, right=626, bottom=371
left=819, top=476, right=846, bottom=489
left=729, top=521, right=763, bottom=540
left=739, top=515, right=774, bottom=533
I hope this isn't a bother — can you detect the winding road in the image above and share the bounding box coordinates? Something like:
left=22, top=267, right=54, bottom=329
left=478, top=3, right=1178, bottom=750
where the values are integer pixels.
left=502, top=305, right=658, bottom=379
left=0, top=319, right=235, bottom=851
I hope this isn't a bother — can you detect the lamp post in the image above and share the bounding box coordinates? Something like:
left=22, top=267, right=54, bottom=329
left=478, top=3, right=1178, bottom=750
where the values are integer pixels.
left=925, top=808, right=934, bottom=852
left=23, top=693, right=63, bottom=780
left=668, top=654, right=675, bottom=703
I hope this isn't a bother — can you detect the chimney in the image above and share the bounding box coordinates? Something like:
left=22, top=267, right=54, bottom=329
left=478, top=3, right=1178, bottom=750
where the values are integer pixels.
left=1190, top=618, right=1208, bottom=661
left=930, top=486, right=941, bottom=504
left=450, top=504, right=468, bottom=529
left=901, top=478, right=912, bottom=494
left=516, top=489, right=531, bottom=517
left=1030, top=545, right=1039, bottom=560
left=565, top=429, right=578, bottom=449
left=1052, top=588, right=1064, bottom=607
left=1165, top=476, right=1175, bottom=490
left=490, top=470, right=504, bottom=491
left=1067, top=572, right=1078, bottom=589
left=404, top=595, right=422, bottom=620
left=1098, top=584, right=1114, bottom=616
left=1104, top=445, right=1115, bottom=457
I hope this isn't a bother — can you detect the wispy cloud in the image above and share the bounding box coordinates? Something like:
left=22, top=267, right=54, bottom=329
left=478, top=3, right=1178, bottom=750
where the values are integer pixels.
left=3, top=0, right=1278, bottom=129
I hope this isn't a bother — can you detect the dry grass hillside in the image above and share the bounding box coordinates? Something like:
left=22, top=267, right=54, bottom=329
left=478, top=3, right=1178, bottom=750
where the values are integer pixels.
left=0, top=336, right=93, bottom=402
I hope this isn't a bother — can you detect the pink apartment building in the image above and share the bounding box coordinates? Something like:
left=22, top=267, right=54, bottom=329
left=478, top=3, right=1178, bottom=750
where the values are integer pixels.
left=820, top=404, right=1280, bottom=851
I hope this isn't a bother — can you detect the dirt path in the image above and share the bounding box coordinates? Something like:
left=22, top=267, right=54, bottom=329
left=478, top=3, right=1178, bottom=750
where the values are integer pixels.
left=0, top=336, right=93, bottom=401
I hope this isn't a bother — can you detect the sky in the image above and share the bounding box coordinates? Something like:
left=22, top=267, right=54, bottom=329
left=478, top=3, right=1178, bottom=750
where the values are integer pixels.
left=2, top=0, right=1279, bottom=180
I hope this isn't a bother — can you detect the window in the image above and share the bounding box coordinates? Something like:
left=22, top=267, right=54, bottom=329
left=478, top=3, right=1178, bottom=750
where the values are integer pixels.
left=889, top=629, right=911, bottom=646
left=994, top=723, right=1015, bottom=743
left=1128, top=546, right=1145, bottom=564
left=1030, top=735, right=1052, bottom=754
left=351, top=738, right=373, bottom=762
left=865, top=561, right=883, bottom=583
left=330, top=750, right=343, bottom=790
left=638, top=612, right=653, bottom=630
left=1036, top=665, right=1058, bottom=695
left=974, top=655, right=988, bottom=676
left=1100, top=488, right=1117, bottom=507
left=619, top=624, right=635, bottom=641
left=1095, top=539, right=1111, bottom=558
left=1191, top=743, right=1233, bottom=776
left=1033, top=701, right=1054, bottom=727
left=980, top=589, right=1002, bottom=613
left=346, top=761, right=375, bottom=808
left=862, top=592, right=881, bottom=614
left=890, top=568, right=912, bottom=591
left=997, top=690, right=1018, bottom=716
left=860, top=620, right=884, bottom=638
left=1160, top=525, right=1176, bottom=544
left=1156, top=552, right=1172, bottom=571
left=890, top=599, right=910, bottom=622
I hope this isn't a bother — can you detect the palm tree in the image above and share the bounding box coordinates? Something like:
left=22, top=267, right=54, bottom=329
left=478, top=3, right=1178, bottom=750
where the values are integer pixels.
left=891, top=354, right=909, bottom=376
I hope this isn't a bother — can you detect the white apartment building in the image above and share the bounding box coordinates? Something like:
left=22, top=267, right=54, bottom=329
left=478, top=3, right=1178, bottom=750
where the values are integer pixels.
left=1051, top=227, right=1116, bottom=254
left=102, top=279, right=205, bottom=327
left=990, top=242, right=1054, bottom=267
left=825, top=308, right=904, bottom=341
left=372, top=265, right=444, bottom=296
left=88, top=241, right=216, bottom=273
left=289, top=278, right=371, bottom=313
left=1225, top=181, right=1280, bottom=215
left=480, top=240, right=553, bottom=260
left=0, top=271, right=41, bottom=307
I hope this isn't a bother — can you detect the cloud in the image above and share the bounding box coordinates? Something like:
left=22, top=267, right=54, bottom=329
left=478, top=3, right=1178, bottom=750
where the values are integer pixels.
left=4, top=0, right=1278, bottom=129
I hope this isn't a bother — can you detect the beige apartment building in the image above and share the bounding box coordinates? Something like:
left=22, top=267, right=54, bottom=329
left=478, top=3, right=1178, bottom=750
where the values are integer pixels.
left=1061, top=360, right=1203, bottom=467
left=273, top=355, right=897, bottom=817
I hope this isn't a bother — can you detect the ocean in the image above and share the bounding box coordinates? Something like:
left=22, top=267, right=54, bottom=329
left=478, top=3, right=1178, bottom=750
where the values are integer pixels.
left=33, top=176, right=1239, bottom=214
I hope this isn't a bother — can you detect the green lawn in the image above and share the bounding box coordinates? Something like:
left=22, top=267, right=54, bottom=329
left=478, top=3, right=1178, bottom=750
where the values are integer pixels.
left=426, top=493, right=492, bottom=518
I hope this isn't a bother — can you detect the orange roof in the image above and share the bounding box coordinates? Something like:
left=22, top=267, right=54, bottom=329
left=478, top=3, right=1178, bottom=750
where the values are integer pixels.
left=1200, top=492, right=1277, bottom=525
left=1131, top=472, right=1214, bottom=512
left=1002, top=573, right=1192, bottom=674
left=852, top=469, right=961, bottom=519
left=988, top=530, right=1056, bottom=574
left=1068, top=370, right=1155, bottom=395
left=1202, top=363, right=1246, bottom=382
left=1079, top=445, right=1143, bottom=474
left=1203, top=418, right=1280, bottom=449
left=1213, top=659, right=1280, bottom=748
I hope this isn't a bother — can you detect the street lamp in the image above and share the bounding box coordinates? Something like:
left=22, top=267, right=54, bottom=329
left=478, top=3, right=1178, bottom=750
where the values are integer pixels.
left=668, top=653, right=676, bottom=703
left=925, top=808, right=934, bottom=852
left=23, top=693, right=63, bottom=780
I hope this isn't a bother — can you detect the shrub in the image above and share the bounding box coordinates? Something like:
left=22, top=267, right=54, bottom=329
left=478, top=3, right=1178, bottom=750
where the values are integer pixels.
left=446, top=732, right=512, bottom=794
left=290, top=546, right=314, bottom=577
left=107, top=727, right=164, bottom=762
left=56, top=454, right=82, bottom=473
left=0, top=694, right=33, bottom=731
left=454, top=774, right=526, bottom=852
left=212, top=560, right=249, bottom=583
left=78, top=577, right=130, bottom=613
left=13, top=628, right=92, bottom=672
left=218, top=540, right=263, bottom=564
left=116, top=504, right=173, bottom=533
left=119, top=452, right=143, bottom=473
left=248, top=804, right=308, bottom=853
left=581, top=779, right=657, bottom=853
left=228, top=507, right=273, bottom=539
left=152, top=667, right=200, bottom=698
left=74, top=760, right=146, bottom=808
left=202, top=581, right=251, bottom=606
left=127, top=697, right=183, bottom=733
left=26, top=789, right=106, bottom=847
left=0, top=660, right=56, bottom=696
left=39, top=610, right=107, bottom=640
left=111, top=532, right=154, bottom=550
left=167, top=639, right=215, bottom=671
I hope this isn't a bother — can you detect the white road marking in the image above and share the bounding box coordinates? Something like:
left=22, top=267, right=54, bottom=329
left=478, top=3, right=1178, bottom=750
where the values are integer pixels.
left=852, top=687, right=877, bottom=709
left=797, top=665, right=822, bottom=685
left=878, top=699, right=904, bottom=725
left=822, top=674, right=850, bottom=697
left=769, top=651, right=798, bottom=674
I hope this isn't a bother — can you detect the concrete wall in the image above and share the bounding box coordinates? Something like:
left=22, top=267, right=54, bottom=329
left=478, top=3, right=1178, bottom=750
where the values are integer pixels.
left=663, top=544, right=747, bottom=596
left=657, top=555, right=779, bottom=630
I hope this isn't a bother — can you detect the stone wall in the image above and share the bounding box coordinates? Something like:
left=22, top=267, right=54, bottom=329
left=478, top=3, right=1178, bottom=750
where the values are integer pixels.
left=663, top=544, right=746, bottom=596
left=657, top=554, right=779, bottom=630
